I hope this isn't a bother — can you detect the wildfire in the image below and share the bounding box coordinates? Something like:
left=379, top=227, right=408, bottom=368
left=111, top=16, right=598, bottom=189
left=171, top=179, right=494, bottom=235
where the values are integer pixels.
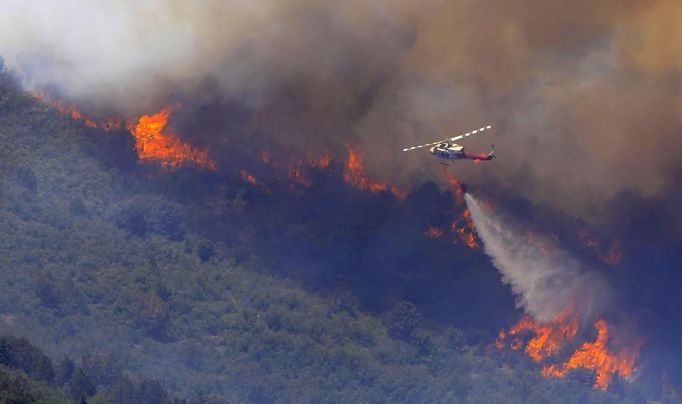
left=424, top=226, right=444, bottom=238
left=576, top=228, right=624, bottom=266
left=451, top=211, right=479, bottom=249
left=344, top=145, right=406, bottom=199
left=496, top=307, right=641, bottom=390
left=311, top=154, right=331, bottom=170
left=441, top=166, right=479, bottom=249
left=542, top=320, right=642, bottom=390
left=33, top=94, right=215, bottom=170
left=288, top=154, right=332, bottom=187
left=494, top=329, right=507, bottom=350
left=32, top=92, right=121, bottom=131
left=260, top=151, right=332, bottom=188
left=240, top=170, right=258, bottom=185
left=505, top=306, right=579, bottom=362
left=127, top=107, right=217, bottom=170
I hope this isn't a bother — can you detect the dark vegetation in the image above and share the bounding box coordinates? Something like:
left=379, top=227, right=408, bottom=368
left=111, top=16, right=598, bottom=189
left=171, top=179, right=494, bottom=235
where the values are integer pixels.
left=0, top=70, right=677, bottom=403
left=0, top=335, right=182, bottom=403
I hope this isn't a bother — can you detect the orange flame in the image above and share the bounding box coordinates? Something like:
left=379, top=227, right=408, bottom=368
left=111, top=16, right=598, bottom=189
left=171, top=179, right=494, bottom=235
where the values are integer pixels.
left=441, top=166, right=479, bottom=249
left=494, top=329, right=507, bottom=350
left=127, top=107, right=217, bottom=170
left=32, top=94, right=214, bottom=170
left=311, top=154, right=331, bottom=170
left=424, top=226, right=444, bottom=238
left=576, top=228, right=623, bottom=266
left=240, top=170, right=258, bottom=185
left=344, top=145, right=406, bottom=199
left=542, top=320, right=641, bottom=390
left=497, top=306, right=641, bottom=390
left=506, top=306, right=579, bottom=362
left=32, top=92, right=120, bottom=131
left=451, top=213, right=479, bottom=249
left=289, top=154, right=332, bottom=186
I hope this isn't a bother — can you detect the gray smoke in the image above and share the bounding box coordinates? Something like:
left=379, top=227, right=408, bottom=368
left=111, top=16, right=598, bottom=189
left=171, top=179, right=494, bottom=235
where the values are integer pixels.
left=2, top=1, right=682, bottom=220
left=465, top=193, right=608, bottom=323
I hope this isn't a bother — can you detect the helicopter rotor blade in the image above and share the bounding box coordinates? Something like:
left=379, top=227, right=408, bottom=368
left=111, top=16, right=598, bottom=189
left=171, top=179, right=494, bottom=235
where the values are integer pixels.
left=402, top=140, right=448, bottom=152
left=447, top=124, right=492, bottom=142
left=402, top=124, right=492, bottom=152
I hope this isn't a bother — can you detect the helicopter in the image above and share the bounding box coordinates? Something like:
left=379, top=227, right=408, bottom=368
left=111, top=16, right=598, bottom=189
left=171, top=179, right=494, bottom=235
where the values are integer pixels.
left=402, top=125, right=495, bottom=163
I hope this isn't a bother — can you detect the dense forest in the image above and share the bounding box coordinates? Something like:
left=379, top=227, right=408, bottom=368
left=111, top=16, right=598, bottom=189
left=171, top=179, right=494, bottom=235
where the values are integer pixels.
left=0, top=69, right=677, bottom=403
left=0, top=334, right=181, bottom=403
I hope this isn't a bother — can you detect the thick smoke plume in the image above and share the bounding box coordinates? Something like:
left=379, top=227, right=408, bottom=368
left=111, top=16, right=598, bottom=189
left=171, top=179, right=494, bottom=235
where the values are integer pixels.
left=465, top=193, right=607, bottom=323
left=2, top=1, right=682, bottom=220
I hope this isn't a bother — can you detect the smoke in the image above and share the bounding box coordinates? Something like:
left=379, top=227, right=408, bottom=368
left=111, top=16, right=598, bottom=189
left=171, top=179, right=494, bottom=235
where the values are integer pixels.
left=465, top=193, right=608, bottom=323
left=1, top=1, right=682, bottom=219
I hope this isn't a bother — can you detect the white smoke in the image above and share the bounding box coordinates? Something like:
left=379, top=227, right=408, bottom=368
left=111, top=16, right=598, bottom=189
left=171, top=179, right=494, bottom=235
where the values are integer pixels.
left=465, top=193, right=607, bottom=323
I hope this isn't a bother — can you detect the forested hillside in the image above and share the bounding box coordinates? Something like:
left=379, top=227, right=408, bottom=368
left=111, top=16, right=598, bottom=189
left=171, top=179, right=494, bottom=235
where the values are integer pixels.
left=0, top=334, right=182, bottom=403
left=0, top=71, right=669, bottom=403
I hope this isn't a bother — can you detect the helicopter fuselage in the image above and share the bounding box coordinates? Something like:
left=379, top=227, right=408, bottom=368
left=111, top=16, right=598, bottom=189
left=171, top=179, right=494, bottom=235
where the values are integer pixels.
left=429, top=143, right=494, bottom=161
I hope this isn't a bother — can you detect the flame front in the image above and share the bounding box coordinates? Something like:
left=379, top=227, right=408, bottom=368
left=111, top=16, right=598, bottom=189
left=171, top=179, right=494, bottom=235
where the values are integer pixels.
left=497, top=310, right=641, bottom=390
left=442, top=166, right=479, bottom=249
left=33, top=94, right=215, bottom=170
left=506, top=306, right=579, bottom=362
left=127, top=108, right=217, bottom=170
left=344, top=145, right=406, bottom=198
left=32, top=92, right=121, bottom=131
left=542, top=320, right=641, bottom=390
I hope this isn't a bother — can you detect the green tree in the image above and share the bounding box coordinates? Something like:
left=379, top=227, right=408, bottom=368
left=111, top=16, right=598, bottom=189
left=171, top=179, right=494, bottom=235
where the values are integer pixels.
left=0, top=371, right=36, bottom=404
left=137, top=379, right=168, bottom=404
left=67, top=368, right=95, bottom=400
left=80, top=353, right=122, bottom=387
left=196, top=239, right=216, bottom=262
left=55, top=356, right=75, bottom=387
left=0, top=340, right=9, bottom=366
left=15, top=166, right=37, bottom=192
left=384, top=301, right=423, bottom=341
left=105, top=375, right=135, bottom=404
left=34, top=272, right=61, bottom=309
left=0, top=336, right=54, bottom=382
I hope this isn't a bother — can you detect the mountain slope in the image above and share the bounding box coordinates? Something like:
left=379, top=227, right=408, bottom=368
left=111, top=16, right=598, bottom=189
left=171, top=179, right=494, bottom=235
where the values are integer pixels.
left=0, top=72, right=656, bottom=403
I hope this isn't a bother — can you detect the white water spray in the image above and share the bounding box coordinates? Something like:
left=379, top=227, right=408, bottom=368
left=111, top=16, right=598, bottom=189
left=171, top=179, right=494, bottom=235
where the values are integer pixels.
left=465, top=193, right=606, bottom=323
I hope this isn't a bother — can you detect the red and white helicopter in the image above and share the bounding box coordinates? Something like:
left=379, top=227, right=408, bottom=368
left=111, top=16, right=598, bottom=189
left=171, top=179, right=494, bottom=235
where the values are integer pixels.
left=402, top=124, right=495, bottom=163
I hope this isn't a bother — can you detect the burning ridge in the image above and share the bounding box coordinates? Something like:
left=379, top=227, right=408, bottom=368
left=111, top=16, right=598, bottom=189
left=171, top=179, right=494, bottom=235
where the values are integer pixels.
left=33, top=92, right=217, bottom=170
left=126, top=107, right=217, bottom=170
left=29, top=91, right=500, bottom=255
